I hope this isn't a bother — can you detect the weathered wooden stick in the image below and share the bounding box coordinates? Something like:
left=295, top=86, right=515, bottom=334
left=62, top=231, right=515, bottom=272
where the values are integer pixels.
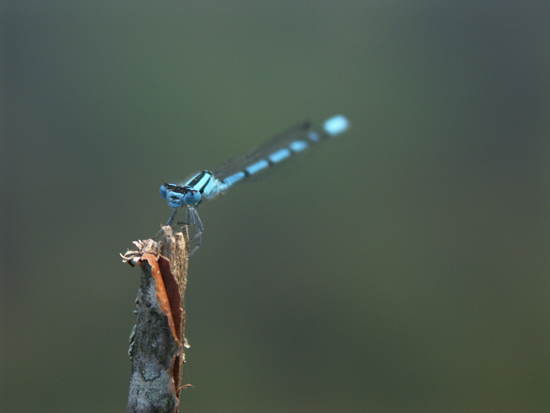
left=122, top=226, right=190, bottom=413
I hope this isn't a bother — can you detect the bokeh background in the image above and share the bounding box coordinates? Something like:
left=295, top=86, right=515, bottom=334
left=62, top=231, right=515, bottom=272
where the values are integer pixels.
left=3, top=1, right=550, bottom=412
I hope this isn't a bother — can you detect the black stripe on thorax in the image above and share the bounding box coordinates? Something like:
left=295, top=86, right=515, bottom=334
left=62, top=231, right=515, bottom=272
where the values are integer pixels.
left=198, top=173, right=213, bottom=194
left=188, top=171, right=207, bottom=187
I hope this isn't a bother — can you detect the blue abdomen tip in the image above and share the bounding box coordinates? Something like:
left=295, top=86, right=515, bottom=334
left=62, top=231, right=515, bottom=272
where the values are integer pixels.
left=323, top=115, right=350, bottom=136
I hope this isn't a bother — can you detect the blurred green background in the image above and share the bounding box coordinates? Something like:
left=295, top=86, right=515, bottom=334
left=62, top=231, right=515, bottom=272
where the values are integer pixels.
left=3, top=1, right=550, bottom=412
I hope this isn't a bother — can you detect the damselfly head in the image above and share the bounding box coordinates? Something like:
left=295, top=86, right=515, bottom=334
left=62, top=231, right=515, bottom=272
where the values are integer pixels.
left=160, top=184, right=202, bottom=207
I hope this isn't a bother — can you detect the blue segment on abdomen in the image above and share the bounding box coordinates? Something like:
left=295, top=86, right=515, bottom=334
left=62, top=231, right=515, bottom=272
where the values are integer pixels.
left=308, top=131, right=320, bottom=142
left=268, top=148, right=291, bottom=163
left=223, top=171, right=246, bottom=187
left=323, top=115, right=349, bottom=136
left=290, top=140, right=308, bottom=152
left=246, top=159, right=269, bottom=175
